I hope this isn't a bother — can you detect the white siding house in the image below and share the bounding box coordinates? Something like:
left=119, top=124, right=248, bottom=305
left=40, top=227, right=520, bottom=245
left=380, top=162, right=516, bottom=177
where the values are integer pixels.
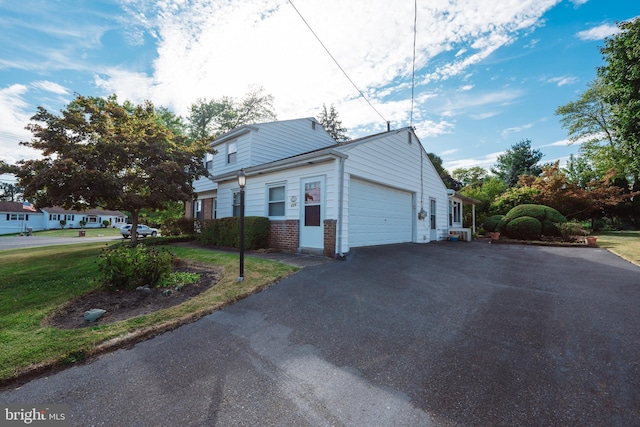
left=188, top=118, right=450, bottom=256
left=0, top=202, right=127, bottom=235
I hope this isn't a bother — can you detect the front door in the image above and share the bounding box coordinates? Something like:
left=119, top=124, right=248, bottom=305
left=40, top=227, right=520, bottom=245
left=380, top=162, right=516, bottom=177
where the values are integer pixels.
left=300, top=176, right=324, bottom=249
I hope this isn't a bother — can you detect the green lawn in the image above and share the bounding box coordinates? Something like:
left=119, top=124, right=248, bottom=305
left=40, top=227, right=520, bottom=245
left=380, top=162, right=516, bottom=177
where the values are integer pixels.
left=594, top=230, right=640, bottom=266
left=0, top=243, right=298, bottom=384
left=0, top=228, right=124, bottom=238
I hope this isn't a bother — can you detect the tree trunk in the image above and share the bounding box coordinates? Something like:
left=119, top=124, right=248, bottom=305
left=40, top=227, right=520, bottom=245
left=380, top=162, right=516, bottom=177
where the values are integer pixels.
left=130, top=210, right=140, bottom=244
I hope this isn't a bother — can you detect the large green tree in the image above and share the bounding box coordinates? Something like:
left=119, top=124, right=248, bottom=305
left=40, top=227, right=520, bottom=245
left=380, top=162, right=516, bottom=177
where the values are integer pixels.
left=556, top=78, right=631, bottom=181
left=187, top=86, right=277, bottom=142
left=16, top=94, right=212, bottom=243
left=492, top=139, right=544, bottom=187
left=452, top=166, right=488, bottom=188
left=598, top=17, right=640, bottom=180
left=318, top=104, right=349, bottom=142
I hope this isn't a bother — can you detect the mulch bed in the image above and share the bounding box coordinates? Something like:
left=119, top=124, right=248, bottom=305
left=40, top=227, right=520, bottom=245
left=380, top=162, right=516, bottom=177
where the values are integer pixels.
left=44, top=262, right=221, bottom=329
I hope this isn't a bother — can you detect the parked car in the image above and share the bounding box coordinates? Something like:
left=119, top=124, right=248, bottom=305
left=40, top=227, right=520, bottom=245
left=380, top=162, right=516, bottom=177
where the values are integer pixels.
left=120, top=224, right=159, bottom=238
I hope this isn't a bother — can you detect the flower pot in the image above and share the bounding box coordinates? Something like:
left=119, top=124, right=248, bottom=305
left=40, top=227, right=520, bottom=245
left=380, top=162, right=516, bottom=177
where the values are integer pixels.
left=585, top=236, right=598, bottom=246
left=490, top=232, right=500, bottom=241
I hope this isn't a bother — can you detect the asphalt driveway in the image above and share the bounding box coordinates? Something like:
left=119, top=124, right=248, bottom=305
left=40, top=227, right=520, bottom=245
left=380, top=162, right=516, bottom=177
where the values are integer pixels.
left=2, top=241, right=639, bottom=426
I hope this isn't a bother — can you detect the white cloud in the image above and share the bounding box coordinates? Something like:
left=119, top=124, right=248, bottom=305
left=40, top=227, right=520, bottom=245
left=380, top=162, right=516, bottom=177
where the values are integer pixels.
left=100, top=0, right=559, bottom=131
left=443, top=151, right=504, bottom=171
left=576, top=23, right=620, bottom=41
left=440, top=148, right=459, bottom=156
left=501, top=122, right=534, bottom=137
left=0, top=84, right=39, bottom=164
left=31, top=81, right=69, bottom=95
left=547, top=75, right=578, bottom=87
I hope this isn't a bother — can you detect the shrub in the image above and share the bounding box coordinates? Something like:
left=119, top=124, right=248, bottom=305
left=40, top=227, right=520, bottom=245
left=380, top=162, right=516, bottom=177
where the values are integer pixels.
left=198, top=217, right=270, bottom=250
left=542, top=220, right=561, bottom=237
left=102, top=219, right=111, bottom=228
left=97, top=244, right=175, bottom=291
left=161, top=217, right=198, bottom=236
left=560, top=222, right=588, bottom=240
left=505, top=204, right=567, bottom=224
left=481, top=215, right=505, bottom=232
left=506, top=216, right=542, bottom=240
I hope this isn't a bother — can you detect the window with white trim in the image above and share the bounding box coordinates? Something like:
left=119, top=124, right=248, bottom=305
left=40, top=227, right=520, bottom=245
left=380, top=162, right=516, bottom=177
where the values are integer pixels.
left=267, top=184, right=285, bottom=217
left=227, top=141, right=237, bottom=164
left=7, top=213, right=26, bottom=221
left=212, top=198, right=217, bottom=219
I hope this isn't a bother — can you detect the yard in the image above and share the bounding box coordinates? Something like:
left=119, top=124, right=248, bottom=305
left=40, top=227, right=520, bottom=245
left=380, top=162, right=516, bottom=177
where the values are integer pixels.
left=594, top=230, right=640, bottom=266
left=0, top=242, right=298, bottom=385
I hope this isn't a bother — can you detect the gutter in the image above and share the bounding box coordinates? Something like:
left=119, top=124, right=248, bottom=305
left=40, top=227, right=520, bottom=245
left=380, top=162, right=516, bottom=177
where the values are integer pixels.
left=209, top=149, right=349, bottom=183
left=336, top=155, right=345, bottom=257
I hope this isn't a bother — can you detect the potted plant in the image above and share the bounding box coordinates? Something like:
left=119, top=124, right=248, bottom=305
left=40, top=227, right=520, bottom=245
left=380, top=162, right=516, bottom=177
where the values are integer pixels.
left=585, top=236, right=598, bottom=246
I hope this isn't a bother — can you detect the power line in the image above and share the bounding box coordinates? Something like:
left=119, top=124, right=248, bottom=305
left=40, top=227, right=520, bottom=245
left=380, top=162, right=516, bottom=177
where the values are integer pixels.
left=287, top=0, right=388, bottom=125
left=410, top=0, right=417, bottom=128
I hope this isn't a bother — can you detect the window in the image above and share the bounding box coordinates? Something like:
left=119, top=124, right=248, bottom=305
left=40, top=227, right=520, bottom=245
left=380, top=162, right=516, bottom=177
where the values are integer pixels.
left=430, top=198, right=437, bottom=230
left=267, top=185, right=285, bottom=217
left=49, top=214, right=60, bottom=221
left=8, top=213, right=26, bottom=221
left=194, top=200, right=203, bottom=221
left=232, top=192, right=241, bottom=217
left=212, top=198, right=217, bottom=219
left=304, top=181, right=321, bottom=226
left=453, top=201, right=461, bottom=224
left=227, top=141, right=237, bottom=164
left=66, top=214, right=74, bottom=221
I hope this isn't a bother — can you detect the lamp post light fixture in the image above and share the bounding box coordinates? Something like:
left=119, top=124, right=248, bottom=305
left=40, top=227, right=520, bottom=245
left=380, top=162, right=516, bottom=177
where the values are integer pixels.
left=237, top=168, right=247, bottom=282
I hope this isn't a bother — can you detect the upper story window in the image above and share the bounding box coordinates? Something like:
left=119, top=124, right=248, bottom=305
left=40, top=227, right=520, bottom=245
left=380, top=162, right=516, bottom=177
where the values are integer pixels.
left=205, top=153, right=213, bottom=170
left=267, top=184, right=285, bottom=217
left=227, top=141, right=237, bottom=164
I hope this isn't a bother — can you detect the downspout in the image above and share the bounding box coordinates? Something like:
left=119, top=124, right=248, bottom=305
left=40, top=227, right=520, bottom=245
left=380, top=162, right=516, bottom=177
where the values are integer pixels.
left=336, top=156, right=345, bottom=257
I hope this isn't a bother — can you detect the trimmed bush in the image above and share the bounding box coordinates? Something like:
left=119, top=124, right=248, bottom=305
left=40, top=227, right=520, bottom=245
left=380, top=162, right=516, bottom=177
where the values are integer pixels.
left=482, top=215, right=505, bottom=232
left=506, top=216, right=542, bottom=240
left=161, top=217, right=198, bottom=236
left=542, top=220, right=561, bottom=237
left=198, top=217, right=270, bottom=250
left=97, top=244, right=175, bottom=291
left=505, top=204, right=567, bottom=224
left=560, top=222, right=588, bottom=240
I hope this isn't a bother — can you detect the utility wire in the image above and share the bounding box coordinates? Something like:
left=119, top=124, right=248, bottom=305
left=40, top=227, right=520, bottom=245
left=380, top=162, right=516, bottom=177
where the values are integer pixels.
left=410, top=0, right=417, bottom=128
left=288, top=0, right=388, bottom=125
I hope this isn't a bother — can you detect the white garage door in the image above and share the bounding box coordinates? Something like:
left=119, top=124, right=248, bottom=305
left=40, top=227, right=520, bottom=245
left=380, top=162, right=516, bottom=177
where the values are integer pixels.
left=349, top=178, right=413, bottom=247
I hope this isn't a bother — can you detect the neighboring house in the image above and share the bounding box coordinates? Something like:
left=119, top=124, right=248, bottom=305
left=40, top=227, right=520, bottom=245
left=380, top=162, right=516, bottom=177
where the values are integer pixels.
left=187, top=117, right=455, bottom=256
left=0, top=202, right=127, bottom=235
left=40, top=207, right=127, bottom=229
left=0, top=201, right=43, bottom=235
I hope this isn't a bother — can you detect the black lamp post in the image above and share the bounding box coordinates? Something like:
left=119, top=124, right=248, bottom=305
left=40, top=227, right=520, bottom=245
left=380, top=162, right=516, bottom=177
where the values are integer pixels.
left=237, top=168, right=246, bottom=282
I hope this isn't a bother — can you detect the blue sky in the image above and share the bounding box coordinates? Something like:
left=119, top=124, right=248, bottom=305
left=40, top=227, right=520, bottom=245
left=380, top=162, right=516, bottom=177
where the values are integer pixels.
left=1, top=0, right=639, bottom=184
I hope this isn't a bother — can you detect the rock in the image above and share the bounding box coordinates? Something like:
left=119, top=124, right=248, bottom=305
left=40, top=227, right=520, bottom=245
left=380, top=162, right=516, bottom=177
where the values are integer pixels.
left=84, top=308, right=106, bottom=322
left=136, top=286, right=151, bottom=298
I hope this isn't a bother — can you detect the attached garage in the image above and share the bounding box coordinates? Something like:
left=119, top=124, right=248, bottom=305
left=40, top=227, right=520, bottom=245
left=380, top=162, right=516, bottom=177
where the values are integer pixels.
left=348, top=178, right=414, bottom=247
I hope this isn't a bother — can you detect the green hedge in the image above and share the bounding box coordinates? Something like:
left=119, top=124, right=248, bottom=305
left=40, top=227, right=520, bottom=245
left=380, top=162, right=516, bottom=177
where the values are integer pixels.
left=482, top=215, right=505, bottom=232
left=161, top=217, right=198, bottom=236
left=505, top=204, right=567, bottom=224
left=506, top=216, right=542, bottom=240
left=198, top=217, right=270, bottom=250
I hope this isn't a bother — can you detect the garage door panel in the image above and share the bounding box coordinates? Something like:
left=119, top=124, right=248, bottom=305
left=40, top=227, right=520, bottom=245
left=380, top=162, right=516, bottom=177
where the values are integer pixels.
left=349, top=179, right=413, bottom=247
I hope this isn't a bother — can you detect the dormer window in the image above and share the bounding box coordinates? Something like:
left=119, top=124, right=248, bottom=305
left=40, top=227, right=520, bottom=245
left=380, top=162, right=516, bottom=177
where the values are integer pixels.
left=227, top=141, right=237, bottom=164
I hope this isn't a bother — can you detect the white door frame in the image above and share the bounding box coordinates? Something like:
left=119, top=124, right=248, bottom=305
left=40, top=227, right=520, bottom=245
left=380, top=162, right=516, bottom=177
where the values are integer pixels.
left=299, top=176, right=325, bottom=250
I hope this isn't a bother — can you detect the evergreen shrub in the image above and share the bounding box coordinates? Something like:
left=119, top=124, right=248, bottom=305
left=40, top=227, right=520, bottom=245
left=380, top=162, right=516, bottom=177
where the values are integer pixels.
left=506, top=216, right=542, bottom=240
left=198, top=217, right=270, bottom=250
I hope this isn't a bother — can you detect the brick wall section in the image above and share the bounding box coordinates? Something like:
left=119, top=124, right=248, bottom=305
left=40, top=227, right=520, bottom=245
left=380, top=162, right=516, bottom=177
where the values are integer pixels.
left=323, top=219, right=337, bottom=257
left=185, top=201, right=193, bottom=219
left=202, top=198, right=213, bottom=220
left=269, top=220, right=300, bottom=252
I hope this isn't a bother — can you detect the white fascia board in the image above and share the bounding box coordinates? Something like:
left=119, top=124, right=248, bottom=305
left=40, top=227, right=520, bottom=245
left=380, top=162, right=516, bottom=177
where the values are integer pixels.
left=209, top=149, right=348, bottom=183
left=211, top=125, right=259, bottom=148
